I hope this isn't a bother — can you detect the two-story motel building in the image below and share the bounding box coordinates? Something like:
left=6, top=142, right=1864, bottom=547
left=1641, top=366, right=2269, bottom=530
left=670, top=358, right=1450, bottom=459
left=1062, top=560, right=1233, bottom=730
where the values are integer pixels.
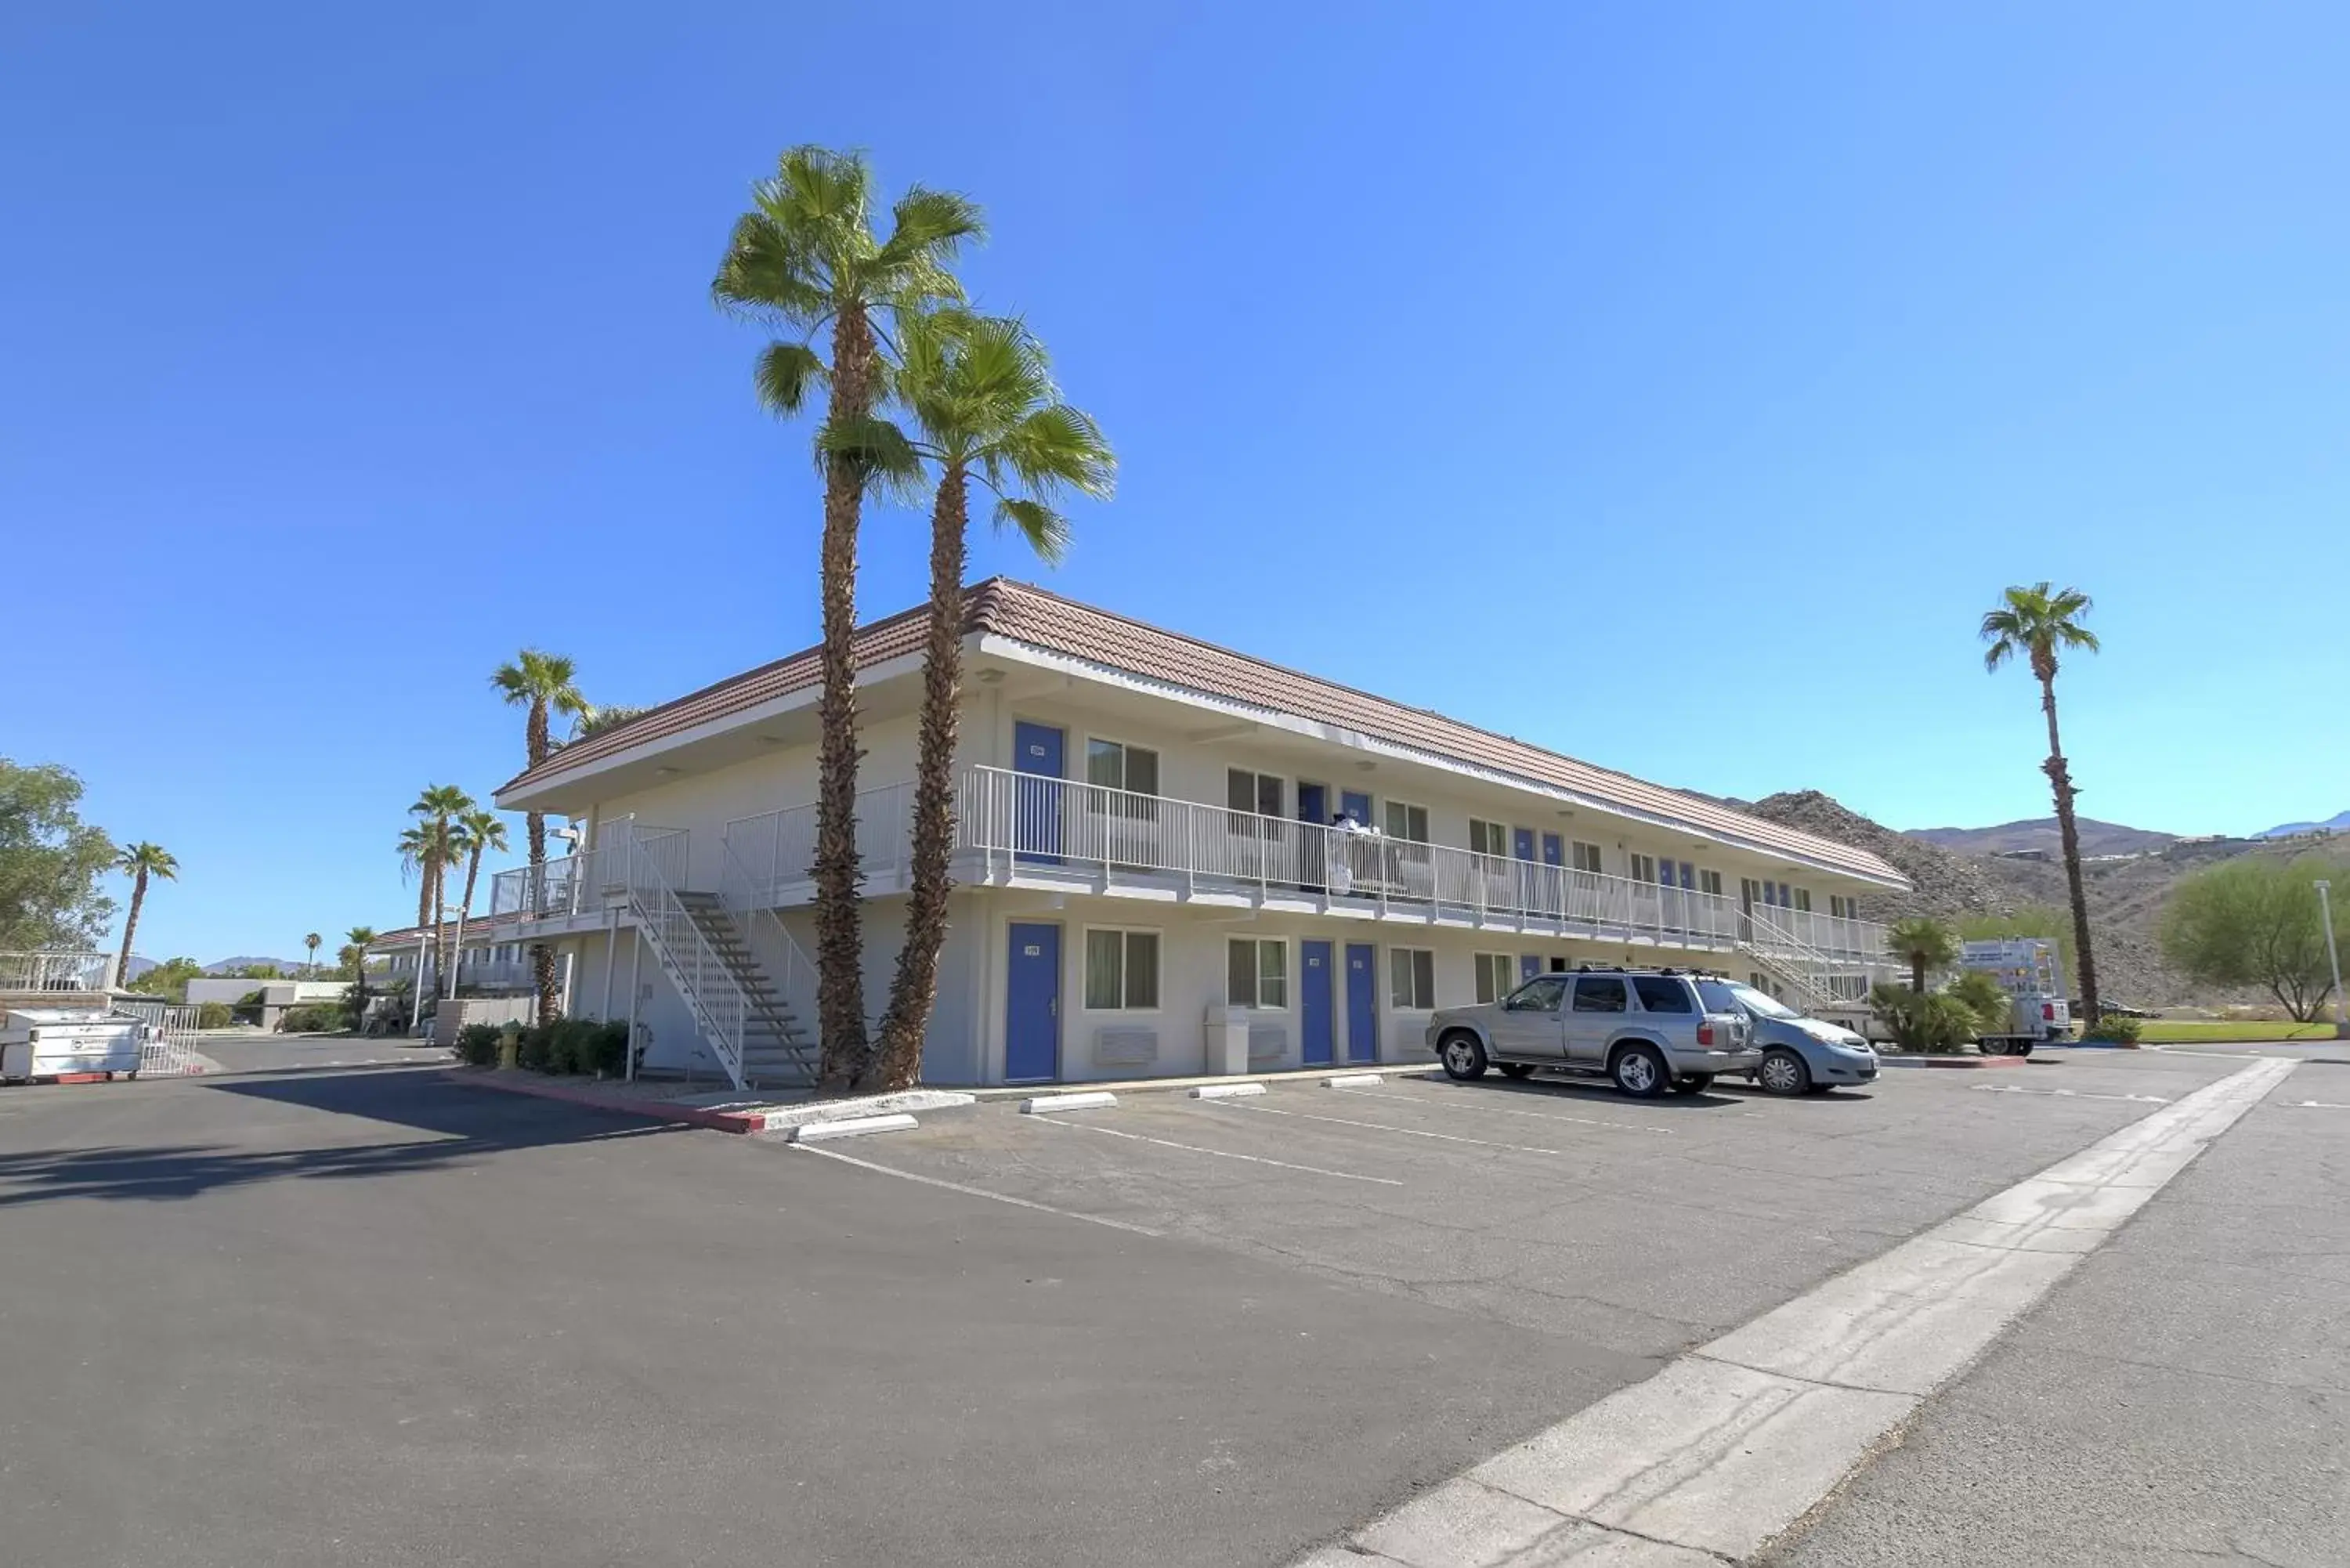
left=489, top=580, right=1906, bottom=1091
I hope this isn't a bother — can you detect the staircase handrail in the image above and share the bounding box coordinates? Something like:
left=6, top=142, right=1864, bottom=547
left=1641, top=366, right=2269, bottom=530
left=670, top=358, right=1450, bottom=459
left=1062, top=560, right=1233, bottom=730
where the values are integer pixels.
left=718, top=835, right=822, bottom=1048
left=1740, top=905, right=1846, bottom=1013
left=613, top=826, right=750, bottom=1090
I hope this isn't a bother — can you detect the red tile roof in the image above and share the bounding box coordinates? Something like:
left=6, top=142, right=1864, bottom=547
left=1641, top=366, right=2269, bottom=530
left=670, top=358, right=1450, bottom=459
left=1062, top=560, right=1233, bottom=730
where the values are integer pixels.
left=500, top=580, right=1904, bottom=884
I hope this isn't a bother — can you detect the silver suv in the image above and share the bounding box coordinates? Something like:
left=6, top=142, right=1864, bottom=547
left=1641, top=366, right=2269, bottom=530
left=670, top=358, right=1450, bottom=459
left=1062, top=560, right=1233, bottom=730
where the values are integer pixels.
left=1425, top=966, right=1759, bottom=1097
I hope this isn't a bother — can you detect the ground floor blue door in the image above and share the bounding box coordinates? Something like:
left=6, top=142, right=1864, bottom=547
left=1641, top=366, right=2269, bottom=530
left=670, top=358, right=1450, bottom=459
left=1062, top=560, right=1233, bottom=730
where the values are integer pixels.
left=1005, top=922, right=1061, bottom=1082
left=1345, top=942, right=1377, bottom=1063
left=1301, top=940, right=1335, bottom=1066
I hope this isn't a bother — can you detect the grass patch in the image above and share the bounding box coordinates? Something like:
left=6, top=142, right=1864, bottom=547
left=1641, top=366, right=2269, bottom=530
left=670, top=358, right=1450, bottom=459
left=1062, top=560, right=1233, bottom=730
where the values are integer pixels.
left=2135, top=1020, right=2343, bottom=1044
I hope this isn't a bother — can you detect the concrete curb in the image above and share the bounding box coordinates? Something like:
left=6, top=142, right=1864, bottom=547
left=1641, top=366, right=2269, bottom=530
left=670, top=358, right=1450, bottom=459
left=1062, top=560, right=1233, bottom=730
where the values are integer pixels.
left=1020, top=1090, right=1119, bottom=1114
left=787, top=1113, right=920, bottom=1143
left=1188, top=1082, right=1267, bottom=1100
left=1874, top=1054, right=2035, bottom=1070
left=1323, top=1073, right=1384, bottom=1089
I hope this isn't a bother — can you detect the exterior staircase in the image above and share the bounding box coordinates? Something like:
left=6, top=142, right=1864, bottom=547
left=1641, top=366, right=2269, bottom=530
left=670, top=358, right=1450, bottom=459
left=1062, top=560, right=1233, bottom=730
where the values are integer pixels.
left=674, top=892, right=818, bottom=1090
left=1739, top=908, right=1885, bottom=1019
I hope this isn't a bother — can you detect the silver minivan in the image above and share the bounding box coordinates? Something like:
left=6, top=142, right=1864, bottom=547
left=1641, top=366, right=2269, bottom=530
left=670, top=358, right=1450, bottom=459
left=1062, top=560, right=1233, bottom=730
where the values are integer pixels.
left=1424, top=967, right=1759, bottom=1097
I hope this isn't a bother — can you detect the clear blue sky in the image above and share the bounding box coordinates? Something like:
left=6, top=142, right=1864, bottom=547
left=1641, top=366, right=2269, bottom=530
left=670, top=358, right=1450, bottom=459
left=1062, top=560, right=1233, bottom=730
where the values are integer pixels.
left=7, top=2, right=2345, bottom=963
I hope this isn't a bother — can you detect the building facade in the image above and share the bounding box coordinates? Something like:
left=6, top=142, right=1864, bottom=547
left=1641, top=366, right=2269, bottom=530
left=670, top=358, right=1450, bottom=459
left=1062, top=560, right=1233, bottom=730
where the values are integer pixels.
left=490, top=580, right=1906, bottom=1090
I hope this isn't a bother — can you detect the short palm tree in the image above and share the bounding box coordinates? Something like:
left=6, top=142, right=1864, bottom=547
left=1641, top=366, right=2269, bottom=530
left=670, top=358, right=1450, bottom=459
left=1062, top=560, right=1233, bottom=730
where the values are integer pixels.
left=493, top=651, right=589, bottom=1024
left=714, top=146, right=983, bottom=1091
left=445, top=808, right=509, bottom=998
left=410, top=785, right=474, bottom=1000
left=1889, top=915, right=1960, bottom=994
left=303, top=932, right=320, bottom=977
left=345, top=925, right=377, bottom=1023
left=866, top=314, right=1114, bottom=1090
left=113, top=843, right=178, bottom=989
left=1982, top=583, right=2104, bottom=1024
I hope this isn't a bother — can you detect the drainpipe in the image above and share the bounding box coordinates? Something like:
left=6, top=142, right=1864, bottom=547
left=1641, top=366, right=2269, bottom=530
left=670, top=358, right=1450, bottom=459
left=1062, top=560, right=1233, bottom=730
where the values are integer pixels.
left=598, top=906, right=617, bottom=1021
left=625, top=927, right=645, bottom=1080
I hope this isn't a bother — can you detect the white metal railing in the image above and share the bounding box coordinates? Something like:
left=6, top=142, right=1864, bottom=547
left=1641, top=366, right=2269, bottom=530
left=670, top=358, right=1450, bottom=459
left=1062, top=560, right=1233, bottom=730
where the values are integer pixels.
left=1742, top=904, right=1885, bottom=965
left=115, top=1000, right=205, bottom=1075
left=723, top=782, right=916, bottom=899
left=952, top=766, right=1752, bottom=948
left=718, top=836, right=821, bottom=1040
left=1741, top=905, right=1892, bottom=1010
left=490, top=844, right=627, bottom=921
left=0, top=950, right=115, bottom=991
left=602, top=822, right=751, bottom=1090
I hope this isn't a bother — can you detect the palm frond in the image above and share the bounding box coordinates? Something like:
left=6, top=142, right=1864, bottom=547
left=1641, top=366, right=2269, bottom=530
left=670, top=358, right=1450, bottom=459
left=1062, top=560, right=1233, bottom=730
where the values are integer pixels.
left=820, top=413, right=929, bottom=500
left=993, top=497, right=1071, bottom=565
left=753, top=341, right=828, bottom=416
left=996, top=403, right=1116, bottom=499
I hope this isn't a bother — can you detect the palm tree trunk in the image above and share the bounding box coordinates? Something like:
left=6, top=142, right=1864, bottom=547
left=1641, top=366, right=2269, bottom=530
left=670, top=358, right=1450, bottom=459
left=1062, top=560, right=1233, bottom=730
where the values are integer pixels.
left=812, top=305, right=880, bottom=1091
left=116, top=869, right=147, bottom=990
left=430, top=855, right=454, bottom=1008
left=449, top=851, right=483, bottom=1000
left=876, top=465, right=970, bottom=1090
left=2038, top=676, right=2103, bottom=1028
left=526, top=697, right=559, bottom=1026
left=1910, top=955, right=1926, bottom=994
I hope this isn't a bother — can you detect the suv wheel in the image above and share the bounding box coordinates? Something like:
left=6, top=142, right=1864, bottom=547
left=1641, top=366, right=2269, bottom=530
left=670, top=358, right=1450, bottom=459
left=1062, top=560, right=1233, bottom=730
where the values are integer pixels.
left=1611, top=1042, right=1669, bottom=1098
left=1756, top=1047, right=1810, bottom=1097
left=1439, top=1032, right=1489, bottom=1082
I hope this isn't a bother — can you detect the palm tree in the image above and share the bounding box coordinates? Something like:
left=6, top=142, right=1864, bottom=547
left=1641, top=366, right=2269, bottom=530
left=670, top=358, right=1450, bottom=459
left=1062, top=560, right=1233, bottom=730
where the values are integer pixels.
left=714, top=145, right=983, bottom=1091
left=867, top=315, right=1114, bottom=1089
left=445, top=808, right=509, bottom=999
left=1982, top=583, right=2104, bottom=1024
left=303, top=932, right=320, bottom=977
left=113, top=843, right=178, bottom=989
left=1889, top=915, right=1960, bottom=995
left=410, top=785, right=474, bottom=1002
left=493, top=651, right=590, bottom=1024
left=344, top=925, right=377, bottom=1024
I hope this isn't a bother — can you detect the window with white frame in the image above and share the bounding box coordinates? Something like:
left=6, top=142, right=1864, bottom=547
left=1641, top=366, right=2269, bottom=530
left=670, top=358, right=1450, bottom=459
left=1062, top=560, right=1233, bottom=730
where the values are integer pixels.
left=1572, top=840, right=1605, bottom=874
left=1629, top=852, right=1658, bottom=883
left=1227, top=768, right=1284, bottom=818
left=1697, top=869, right=1723, bottom=897
left=1469, top=818, right=1509, bottom=857
left=1227, top=938, right=1288, bottom=1009
left=1791, top=888, right=1813, bottom=912
left=1383, top=800, right=1430, bottom=842
left=1086, top=738, right=1159, bottom=797
left=1084, top=928, right=1160, bottom=1010
left=1473, top=952, right=1517, bottom=1005
left=1830, top=894, right=1860, bottom=920
left=1389, top=947, right=1436, bottom=1010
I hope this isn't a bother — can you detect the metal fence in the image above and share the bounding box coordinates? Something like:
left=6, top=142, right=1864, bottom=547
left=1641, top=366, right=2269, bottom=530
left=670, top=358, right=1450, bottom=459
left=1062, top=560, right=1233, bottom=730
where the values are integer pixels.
left=0, top=950, right=117, bottom=992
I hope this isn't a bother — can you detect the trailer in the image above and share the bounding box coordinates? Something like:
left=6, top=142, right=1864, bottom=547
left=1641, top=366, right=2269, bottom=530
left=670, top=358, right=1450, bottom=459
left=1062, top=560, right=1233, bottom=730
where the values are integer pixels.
left=0, top=1006, right=148, bottom=1083
left=1958, top=938, right=2071, bottom=1055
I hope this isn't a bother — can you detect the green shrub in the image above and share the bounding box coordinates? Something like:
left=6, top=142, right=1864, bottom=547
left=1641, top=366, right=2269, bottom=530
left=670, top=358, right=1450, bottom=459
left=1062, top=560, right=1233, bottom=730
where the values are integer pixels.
left=1943, top=970, right=2012, bottom=1036
left=277, top=1003, right=349, bottom=1034
left=517, top=1022, right=555, bottom=1072
left=454, top=1022, right=504, bottom=1067
left=2082, top=1013, right=2143, bottom=1045
left=1869, top=983, right=1984, bottom=1053
left=510, top=1017, right=629, bottom=1075
left=195, top=1000, right=233, bottom=1030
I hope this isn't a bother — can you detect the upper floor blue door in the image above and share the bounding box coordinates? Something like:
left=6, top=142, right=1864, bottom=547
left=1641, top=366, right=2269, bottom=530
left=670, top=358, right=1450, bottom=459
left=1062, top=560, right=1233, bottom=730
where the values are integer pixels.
left=1012, top=721, right=1065, bottom=864
left=1301, top=940, right=1336, bottom=1066
left=1004, top=922, right=1061, bottom=1082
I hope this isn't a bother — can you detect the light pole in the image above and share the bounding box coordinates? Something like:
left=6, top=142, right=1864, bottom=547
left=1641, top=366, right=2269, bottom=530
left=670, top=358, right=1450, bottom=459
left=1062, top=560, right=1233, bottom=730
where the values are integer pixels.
left=2317, top=880, right=2348, bottom=1040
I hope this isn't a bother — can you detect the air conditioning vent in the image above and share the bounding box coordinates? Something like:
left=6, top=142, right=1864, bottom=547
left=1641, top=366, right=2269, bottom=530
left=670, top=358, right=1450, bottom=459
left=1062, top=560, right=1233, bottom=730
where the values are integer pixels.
left=1095, top=1026, right=1159, bottom=1067
left=1247, top=1023, right=1288, bottom=1064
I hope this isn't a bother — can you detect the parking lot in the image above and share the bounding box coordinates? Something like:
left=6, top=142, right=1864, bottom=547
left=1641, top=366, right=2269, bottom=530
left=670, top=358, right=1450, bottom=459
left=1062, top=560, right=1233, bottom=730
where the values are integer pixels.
left=2, top=1043, right=2337, bottom=1567
left=770, top=1051, right=2270, bottom=1360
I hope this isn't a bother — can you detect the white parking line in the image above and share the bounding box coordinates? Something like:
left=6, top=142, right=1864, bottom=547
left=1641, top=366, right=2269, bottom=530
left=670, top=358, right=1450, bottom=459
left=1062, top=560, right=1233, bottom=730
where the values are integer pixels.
left=2286, top=1100, right=2350, bottom=1110
left=1971, top=1084, right=2171, bottom=1104
left=1332, top=1084, right=1682, bottom=1133
left=790, top=1143, right=1162, bottom=1236
left=1213, top=1098, right=1616, bottom=1158
left=1034, top=1115, right=1403, bottom=1185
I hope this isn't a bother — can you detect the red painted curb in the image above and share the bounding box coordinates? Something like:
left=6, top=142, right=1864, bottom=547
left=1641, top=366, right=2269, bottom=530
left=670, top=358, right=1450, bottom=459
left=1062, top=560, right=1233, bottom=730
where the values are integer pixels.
left=442, top=1069, right=764, bottom=1133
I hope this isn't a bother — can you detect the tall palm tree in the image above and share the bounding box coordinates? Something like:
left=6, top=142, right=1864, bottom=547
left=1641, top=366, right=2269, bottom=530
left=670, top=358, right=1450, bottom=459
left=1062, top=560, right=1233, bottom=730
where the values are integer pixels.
left=445, top=808, right=509, bottom=999
left=113, top=843, right=178, bottom=989
left=866, top=315, right=1114, bottom=1089
left=1982, top=583, right=2105, bottom=1025
left=713, top=145, right=983, bottom=1091
left=303, top=932, right=321, bottom=977
left=1889, top=915, right=1960, bottom=995
left=410, top=785, right=474, bottom=1003
left=345, top=925, right=377, bottom=1024
left=493, top=651, right=590, bottom=1024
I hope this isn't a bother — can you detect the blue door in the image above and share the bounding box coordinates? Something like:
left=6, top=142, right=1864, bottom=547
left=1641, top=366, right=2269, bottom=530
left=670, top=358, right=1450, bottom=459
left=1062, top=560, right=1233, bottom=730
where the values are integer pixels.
left=1340, top=789, right=1372, bottom=827
left=1301, top=940, right=1336, bottom=1066
left=1004, top=923, right=1061, bottom=1081
left=1513, top=827, right=1536, bottom=861
left=1345, top=942, right=1378, bottom=1063
left=1297, top=783, right=1329, bottom=891
left=1012, top=721, right=1065, bottom=865
left=1542, top=833, right=1564, bottom=866
left=1298, top=782, right=1329, bottom=827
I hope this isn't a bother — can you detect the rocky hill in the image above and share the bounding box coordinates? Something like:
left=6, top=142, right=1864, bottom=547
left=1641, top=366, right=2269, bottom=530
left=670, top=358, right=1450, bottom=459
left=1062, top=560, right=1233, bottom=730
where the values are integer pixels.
left=1745, top=791, right=2327, bottom=1009
left=1904, top=816, right=2178, bottom=858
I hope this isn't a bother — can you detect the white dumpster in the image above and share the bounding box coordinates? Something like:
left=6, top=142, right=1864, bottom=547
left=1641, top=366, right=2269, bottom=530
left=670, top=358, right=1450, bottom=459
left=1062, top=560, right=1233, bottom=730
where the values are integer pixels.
left=1, top=1007, right=147, bottom=1083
